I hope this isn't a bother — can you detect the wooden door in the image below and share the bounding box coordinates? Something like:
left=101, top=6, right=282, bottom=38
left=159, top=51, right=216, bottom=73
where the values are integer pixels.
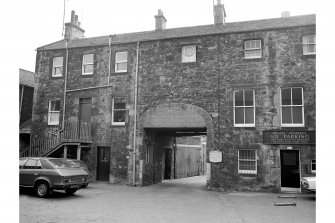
left=97, top=147, right=110, bottom=181
left=79, top=98, right=92, bottom=137
left=280, top=150, right=300, bottom=189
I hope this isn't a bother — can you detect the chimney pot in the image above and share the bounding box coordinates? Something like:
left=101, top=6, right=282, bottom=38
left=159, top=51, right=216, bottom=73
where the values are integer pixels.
left=75, top=15, right=79, bottom=25
left=281, top=11, right=290, bottom=17
left=71, top=10, right=75, bottom=23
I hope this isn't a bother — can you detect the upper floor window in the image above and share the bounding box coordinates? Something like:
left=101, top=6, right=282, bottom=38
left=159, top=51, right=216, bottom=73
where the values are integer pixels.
left=82, top=54, right=94, bottom=75
left=52, top=57, right=63, bottom=77
left=244, top=40, right=262, bottom=59
left=182, top=45, right=196, bottom=63
left=238, top=150, right=257, bottom=174
left=48, top=100, right=60, bottom=125
left=233, top=89, right=255, bottom=127
left=281, top=87, right=304, bottom=127
left=115, top=51, right=128, bottom=73
left=112, top=97, right=126, bottom=125
left=302, top=34, right=316, bottom=55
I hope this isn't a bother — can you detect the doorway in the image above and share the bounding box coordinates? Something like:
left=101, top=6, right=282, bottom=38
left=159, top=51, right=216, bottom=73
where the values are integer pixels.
left=97, top=147, right=110, bottom=181
left=280, top=150, right=300, bottom=192
left=79, top=98, right=92, bottom=137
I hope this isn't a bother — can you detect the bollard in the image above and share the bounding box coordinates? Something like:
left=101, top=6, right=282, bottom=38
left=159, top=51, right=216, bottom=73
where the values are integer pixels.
left=274, top=202, right=296, bottom=206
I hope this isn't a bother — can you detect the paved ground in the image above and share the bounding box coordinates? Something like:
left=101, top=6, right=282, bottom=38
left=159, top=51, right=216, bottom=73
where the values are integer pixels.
left=20, top=176, right=315, bottom=223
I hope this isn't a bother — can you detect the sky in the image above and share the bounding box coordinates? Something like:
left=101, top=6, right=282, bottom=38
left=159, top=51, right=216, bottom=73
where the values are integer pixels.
left=2, top=1, right=335, bottom=221
left=3, top=0, right=318, bottom=72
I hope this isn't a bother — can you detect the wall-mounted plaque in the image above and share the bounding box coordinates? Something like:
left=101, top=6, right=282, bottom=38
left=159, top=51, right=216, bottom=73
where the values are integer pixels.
left=209, top=151, right=222, bottom=163
left=263, top=131, right=315, bottom=145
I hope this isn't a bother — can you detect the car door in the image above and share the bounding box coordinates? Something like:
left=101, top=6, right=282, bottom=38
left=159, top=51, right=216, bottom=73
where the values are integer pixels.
left=20, top=159, right=42, bottom=186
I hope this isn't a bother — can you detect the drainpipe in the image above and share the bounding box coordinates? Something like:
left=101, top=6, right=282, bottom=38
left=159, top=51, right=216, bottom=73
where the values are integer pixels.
left=61, top=41, right=69, bottom=133
left=133, top=41, right=140, bottom=186
left=108, top=35, right=112, bottom=85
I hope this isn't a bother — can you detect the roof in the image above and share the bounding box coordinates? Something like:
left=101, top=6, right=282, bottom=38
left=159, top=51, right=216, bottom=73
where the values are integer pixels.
left=19, top=68, right=35, bottom=87
left=38, top=14, right=315, bottom=51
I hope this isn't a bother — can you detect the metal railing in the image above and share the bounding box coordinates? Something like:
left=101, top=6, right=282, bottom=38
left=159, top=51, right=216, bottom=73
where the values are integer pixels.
left=21, top=120, right=91, bottom=157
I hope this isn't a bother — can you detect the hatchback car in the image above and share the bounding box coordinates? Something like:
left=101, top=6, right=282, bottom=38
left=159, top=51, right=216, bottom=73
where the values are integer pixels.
left=67, top=159, right=91, bottom=187
left=19, top=157, right=89, bottom=198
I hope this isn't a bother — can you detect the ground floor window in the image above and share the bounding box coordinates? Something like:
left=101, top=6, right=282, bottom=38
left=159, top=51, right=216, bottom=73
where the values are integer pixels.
left=238, top=150, right=257, bottom=174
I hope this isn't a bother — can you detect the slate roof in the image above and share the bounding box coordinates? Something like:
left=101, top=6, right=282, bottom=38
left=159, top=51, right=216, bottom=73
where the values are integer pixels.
left=38, top=14, right=315, bottom=51
left=19, top=68, right=35, bottom=87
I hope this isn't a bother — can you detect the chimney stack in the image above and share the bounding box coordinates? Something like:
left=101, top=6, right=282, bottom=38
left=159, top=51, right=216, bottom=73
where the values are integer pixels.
left=64, top=10, right=85, bottom=40
left=214, top=0, right=226, bottom=25
left=281, top=11, right=290, bottom=17
left=155, top=9, right=167, bottom=30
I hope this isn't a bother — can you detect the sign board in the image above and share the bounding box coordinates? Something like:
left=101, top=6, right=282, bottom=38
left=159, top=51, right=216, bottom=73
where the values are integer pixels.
left=263, top=131, right=315, bottom=145
left=209, top=151, right=222, bottom=163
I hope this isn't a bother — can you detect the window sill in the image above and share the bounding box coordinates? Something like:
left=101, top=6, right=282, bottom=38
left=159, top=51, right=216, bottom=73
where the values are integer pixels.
left=234, top=124, right=255, bottom=128
left=111, top=123, right=125, bottom=127
left=81, top=74, right=94, bottom=78
left=281, top=124, right=305, bottom=127
left=51, top=76, right=63, bottom=79
left=302, top=54, right=316, bottom=59
left=243, top=57, right=263, bottom=62
left=112, top=72, right=128, bottom=76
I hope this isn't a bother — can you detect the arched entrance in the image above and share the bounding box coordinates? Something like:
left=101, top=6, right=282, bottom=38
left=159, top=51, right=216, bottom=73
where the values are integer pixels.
left=136, top=103, right=214, bottom=187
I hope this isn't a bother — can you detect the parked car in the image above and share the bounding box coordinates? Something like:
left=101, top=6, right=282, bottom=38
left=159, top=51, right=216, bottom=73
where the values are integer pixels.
left=19, top=157, right=89, bottom=198
left=301, top=176, right=316, bottom=192
left=67, top=159, right=91, bottom=187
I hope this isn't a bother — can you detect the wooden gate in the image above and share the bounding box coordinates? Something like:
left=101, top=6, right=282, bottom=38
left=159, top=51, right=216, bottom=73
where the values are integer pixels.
left=175, top=147, right=203, bottom=179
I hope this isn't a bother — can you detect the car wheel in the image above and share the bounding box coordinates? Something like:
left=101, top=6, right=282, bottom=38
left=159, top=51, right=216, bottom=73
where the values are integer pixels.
left=35, top=181, right=50, bottom=198
left=65, top=188, right=77, bottom=195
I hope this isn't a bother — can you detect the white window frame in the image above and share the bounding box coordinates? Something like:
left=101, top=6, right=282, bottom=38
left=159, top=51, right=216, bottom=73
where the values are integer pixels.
left=115, top=51, right=128, bottom=73
left=280, top=87, right=305, bottom=127
left=311, top=159, right=316, bottom=173
left=52, top=57, right=63, bottom=77
left=48, top=100, right=60, bottom=125
left=182, top=45, right=196, bottom=63
left=244, top=40, right=262, bottom=59
left=238, top=150, right=257, bottom=174
left=302, top=34, right=316, bottom=55
left=112, top=97, right=126, bottom=126
left=82, top=54, right=94, bottom=75
left=233, top=89, right=255, bottom=127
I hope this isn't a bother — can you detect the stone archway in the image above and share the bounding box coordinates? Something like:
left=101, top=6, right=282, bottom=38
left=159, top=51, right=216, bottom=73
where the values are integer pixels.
left=137, top=103, right=214, bottom=186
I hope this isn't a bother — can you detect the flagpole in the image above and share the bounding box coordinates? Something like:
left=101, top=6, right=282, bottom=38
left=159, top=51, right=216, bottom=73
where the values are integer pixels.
left=62, top=0, right=66, bottom=36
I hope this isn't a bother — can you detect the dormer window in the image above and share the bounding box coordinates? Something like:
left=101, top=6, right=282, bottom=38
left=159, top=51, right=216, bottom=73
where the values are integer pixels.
left=244, top=40, right=262, bottom=59
left=182, top=45, right=196, bottom=63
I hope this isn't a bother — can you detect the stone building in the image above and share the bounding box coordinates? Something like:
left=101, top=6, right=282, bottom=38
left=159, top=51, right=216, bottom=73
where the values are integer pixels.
left=27, top=2, right=315, bottom=192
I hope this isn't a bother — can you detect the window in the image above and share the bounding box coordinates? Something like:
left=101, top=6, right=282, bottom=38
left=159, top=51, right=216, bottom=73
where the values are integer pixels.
left=23, top=159, right=41, bottom=169
left=48, top=100, right=61, bottom=125
left=233, top=89, right=255, bottom=127
left=112, top=97, right=126, bottom=125
left=82, top=54, right=94, bottom=75
left=52, top=56, right=63, bottom=77
left=311, top=159, right=316, bottom=173
left=302, top=34, right=315, bottom=55
left=182, top=45, right=196, bottom=63
left=244, top=40, right=262, bottom=59
left=19, top=159, right=27, bottom=168
left=281, top=87, right=304, bottom=126
left=115, top=51, right=128, bottom=72
left=238, top=150, right=257, bottom=174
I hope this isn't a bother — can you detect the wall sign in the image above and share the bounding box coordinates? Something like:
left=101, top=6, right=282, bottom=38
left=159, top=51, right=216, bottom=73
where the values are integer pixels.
left=263, top=131, right=315, bottom=145
left=209, top=151, right=222, bottom=163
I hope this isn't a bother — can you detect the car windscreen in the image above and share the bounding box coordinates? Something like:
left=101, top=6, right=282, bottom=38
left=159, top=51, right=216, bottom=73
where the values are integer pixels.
left=48, top=159, right=79, bottom=168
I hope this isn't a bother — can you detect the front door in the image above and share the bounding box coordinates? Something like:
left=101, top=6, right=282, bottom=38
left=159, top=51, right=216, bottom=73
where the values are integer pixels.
left=79, top=98, right=92, bottom=138
left=280, top=150, right=300, bottom=192
left=97, top=147, right=110, bottom=181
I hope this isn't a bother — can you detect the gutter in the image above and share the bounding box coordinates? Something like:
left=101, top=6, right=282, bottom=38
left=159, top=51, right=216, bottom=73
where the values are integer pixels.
left=133, top=41, right=140, bottom=186
left=108, top=35, right=112, bottom=85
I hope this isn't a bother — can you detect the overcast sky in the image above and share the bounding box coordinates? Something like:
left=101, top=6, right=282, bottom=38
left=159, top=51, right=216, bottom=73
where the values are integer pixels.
left=5, top=0, right=317, bottom=72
